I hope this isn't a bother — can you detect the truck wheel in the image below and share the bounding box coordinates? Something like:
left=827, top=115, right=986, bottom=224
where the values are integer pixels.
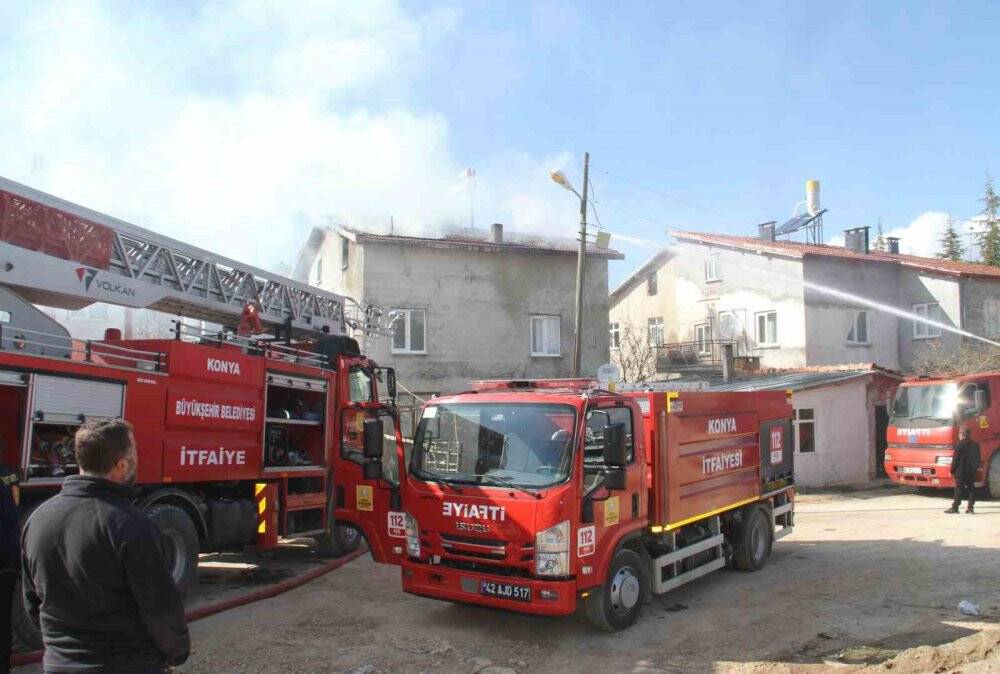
left=316, top=519, right=363, bottom=557
left=11, top=576, right=42, bottom=649
left=584, top=548, right=646, bottom=632
left=988, top=452, right=1000, bottom=500
left=145, top=503, right=199, bottom=595
left=732, top=505, right=772, bottom=572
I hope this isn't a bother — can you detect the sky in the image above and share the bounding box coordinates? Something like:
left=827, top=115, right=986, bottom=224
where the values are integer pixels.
left=1, top=1, right=998, bottom=289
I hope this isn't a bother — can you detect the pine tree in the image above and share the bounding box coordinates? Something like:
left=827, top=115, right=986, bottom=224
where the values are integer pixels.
left=937, top=215, right=964, bottom=261
left=873, top=218, right=886, bottom=252
left=978, top=175, right=1000, bottom=266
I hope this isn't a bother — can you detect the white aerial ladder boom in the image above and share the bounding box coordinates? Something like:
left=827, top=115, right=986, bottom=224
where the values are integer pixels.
left=0, top=176, right=387, bottom=336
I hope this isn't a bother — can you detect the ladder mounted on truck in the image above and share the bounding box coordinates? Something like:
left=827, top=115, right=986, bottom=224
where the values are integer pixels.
left=0, top=176, right=390, bottom=337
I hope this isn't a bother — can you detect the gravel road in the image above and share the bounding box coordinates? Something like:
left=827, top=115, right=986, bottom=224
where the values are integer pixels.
left=19, top=487, right=1000, bottom=673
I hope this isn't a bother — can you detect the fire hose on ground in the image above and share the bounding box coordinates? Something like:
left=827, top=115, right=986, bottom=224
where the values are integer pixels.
left=9, top=546, right=368, bottom=668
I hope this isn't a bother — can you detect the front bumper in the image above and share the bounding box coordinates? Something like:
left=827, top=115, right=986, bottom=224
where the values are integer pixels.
left=401, top=560, right=579, bottom=616
left=886, top=463, right=954, bottom=488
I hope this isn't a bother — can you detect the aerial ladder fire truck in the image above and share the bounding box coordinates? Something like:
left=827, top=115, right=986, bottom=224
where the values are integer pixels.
left=0, top=177, right=407, bottom=648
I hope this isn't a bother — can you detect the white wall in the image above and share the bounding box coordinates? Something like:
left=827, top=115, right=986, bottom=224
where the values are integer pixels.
left=672, top=242, right=807, bottom=368
left=792, top=377, right=872, bottom=487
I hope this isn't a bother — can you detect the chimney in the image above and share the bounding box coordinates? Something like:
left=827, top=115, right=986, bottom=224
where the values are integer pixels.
left=758, top=221, right=776, bottom=241
left=844, top=226, right=870, bottom=255
left=886, top=237, right=900, bottom=254
left=721, top=344, right=735, bottom=383
left=491, top=222, right=504, bottom=244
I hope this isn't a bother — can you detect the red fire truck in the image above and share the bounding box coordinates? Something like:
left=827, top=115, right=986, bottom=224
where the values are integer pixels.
left=391, top=379, right=795, bottom=630
left=884, top=373, right=1000, bottom=498
left=0, top=177, right=406, bottom=647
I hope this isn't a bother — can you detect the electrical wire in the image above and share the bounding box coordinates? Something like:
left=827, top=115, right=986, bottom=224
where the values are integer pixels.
left=594, top=166, right=756, bottom=226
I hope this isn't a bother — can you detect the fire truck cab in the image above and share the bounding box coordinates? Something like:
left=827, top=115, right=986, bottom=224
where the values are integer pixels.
left=393, top=378, right=795, bottom=631
left=885, top=372, right=1000, bottom=498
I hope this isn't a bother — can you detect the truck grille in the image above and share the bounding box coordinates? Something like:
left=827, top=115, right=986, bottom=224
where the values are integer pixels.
left=438, top=533, right=506, bottom=560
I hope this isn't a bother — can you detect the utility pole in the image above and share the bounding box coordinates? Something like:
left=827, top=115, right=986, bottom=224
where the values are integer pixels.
left=572, top=152, right=590, bottom=378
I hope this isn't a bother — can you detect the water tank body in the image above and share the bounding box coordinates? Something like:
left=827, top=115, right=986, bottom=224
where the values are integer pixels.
left=806, top=180, right=821, bottom=216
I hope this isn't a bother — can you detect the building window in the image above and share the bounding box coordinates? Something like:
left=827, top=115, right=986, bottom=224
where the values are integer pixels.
left=647, top=317, right=664, bottom=346
left=311, top=257, right=323, bottom=286
left=695, top=323, right=711, bottom=355
left=391, top=309, right=426, bottom=354
left=704, top=254, right=720, bottom=282
left=341, top=237, right=350, bottom=271
left=609, top=322, right=620, bottom=350
left=647, top=273, right=658, bottom=296
left=0, top=310, right=9, bottom=323
left=794, top=408, right=815, bottom=453
left=530, top=315, right=561, bottom=356
left=847, top=310, right=869, bottom=344
left=755, top=310, right=778, bottom=347
left=912, top=302, right=943, bottom=339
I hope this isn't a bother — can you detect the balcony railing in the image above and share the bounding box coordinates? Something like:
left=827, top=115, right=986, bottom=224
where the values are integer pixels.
left=654, top=339, right=744, bottom=372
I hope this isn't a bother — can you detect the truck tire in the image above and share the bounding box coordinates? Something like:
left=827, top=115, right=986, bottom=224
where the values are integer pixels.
left=316, top=517, right=363, bottom=557
left=145, top=503, right=199, bottom=595
left=584, top=548, right=646, bottom=632
left=11, top=576, right=42, bottom=650
left=988, top=452, right=1000, bottom=500
left=732, top=505, right=772, bottom=572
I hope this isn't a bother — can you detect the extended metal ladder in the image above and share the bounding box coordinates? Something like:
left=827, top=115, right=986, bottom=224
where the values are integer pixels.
left=0, top=176, right=389, bottom=336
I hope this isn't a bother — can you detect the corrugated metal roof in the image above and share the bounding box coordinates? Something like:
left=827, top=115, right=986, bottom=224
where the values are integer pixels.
left=705, top=369, right=888, bottom=392
left=670, top=229, right=1000, bottom=280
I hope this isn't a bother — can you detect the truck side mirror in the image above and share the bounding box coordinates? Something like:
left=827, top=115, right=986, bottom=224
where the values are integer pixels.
left=386, top=368, right=397, bottom=403
left=603, top=466, right=626, bottom=490
left=363, top=419, right=383, bottom=460
left=974, top=389, right=987, bottom=413
left=363, top=460, right=383, bottom=480
left=603, top=423, right=627, bottom=467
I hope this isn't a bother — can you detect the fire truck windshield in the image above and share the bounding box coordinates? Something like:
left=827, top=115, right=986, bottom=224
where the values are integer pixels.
left=410, top=403, right=576, bottom=489
left=890, top=383, right=958, bottom=424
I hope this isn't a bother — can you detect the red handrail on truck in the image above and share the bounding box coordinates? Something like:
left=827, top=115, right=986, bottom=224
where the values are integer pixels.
left=396, top=379, right=795, bottom=630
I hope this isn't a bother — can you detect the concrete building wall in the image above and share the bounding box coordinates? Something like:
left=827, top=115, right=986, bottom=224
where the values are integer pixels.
left=608, top=258, right=677, bottom=342
left=792, top=377, right=872, bottom=487
left=324, top=240, right=610, bottom=396
left=896, top=272, right=961, bottom=370
left=672, top=242, right=807, bottom=368
left=802, top=257, right=902, bottom=370
left=962, top=276, right=1000, bottom=341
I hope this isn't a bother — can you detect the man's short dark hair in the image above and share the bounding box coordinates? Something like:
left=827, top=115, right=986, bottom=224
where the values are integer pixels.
left=74, top=419, right=134, bottom=474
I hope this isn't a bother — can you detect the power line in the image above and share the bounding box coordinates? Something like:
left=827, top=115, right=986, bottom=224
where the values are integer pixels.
left=594, top=166, right=756, bottom=226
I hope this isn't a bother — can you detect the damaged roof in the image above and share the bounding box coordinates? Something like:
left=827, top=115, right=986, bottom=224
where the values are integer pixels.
left=338, top=225, right=624, bottom=259
left=704, top=363, right=903, bottom=393
left=670, top=230, right=1000, bottom=280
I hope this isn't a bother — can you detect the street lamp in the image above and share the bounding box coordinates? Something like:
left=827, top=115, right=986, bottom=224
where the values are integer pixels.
left=550, top=152, right=589, bottom=378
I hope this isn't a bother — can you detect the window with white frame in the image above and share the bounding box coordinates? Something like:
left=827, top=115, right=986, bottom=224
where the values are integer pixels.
left=794, top=408, right=815, bottom=453
left=695, top=323, right=711, bottom=355
left=912, top=302, right=943, bottom=338
left=846, top=310, right=870, bottom=344
left=391, top=309, right=426, bottom=354
left=530, top=315, right=561, bottom=356
left=755, top=310, right=778, bottom=346
left=647, top=317, right=664, bottom=346
left=704, top=254, right=721, bottom=282
left=647, top=273, right=658, bottom=296
left=609, top=322, right=620, bottom=350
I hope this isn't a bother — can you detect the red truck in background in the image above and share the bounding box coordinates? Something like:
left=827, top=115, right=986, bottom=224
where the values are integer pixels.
left=389, top=379, right=795, bottom=631
left=884, top=373, right=1000, bottom=498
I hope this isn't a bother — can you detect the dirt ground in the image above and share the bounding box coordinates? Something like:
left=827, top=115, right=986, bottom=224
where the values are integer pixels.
left=18, top=487, right=1000, bottom=673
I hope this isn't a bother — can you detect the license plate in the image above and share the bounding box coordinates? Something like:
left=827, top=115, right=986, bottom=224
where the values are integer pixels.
left=899, top=466, right=924, bottom=474
left=479, top=580, right=531, bottom=602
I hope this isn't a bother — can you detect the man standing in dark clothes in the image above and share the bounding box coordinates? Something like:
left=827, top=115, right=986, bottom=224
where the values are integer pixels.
left=946, top=426, right=980, bottom=514
left=21, top=419, right=190, bottom=673
left=0, top=462, right=19, bottom=674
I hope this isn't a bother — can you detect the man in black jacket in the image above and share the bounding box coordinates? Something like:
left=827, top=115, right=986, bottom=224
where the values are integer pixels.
left=1, top=462, right=19, bottom=674
left=21, top=419, right=190, bottom=673
left=946, top=426, right=980, bottom=514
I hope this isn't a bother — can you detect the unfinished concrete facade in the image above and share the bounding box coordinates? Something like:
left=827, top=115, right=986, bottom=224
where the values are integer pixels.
left=293, top=225, right=623, bottom=413
left=668, top=231, right=1000, bottom=372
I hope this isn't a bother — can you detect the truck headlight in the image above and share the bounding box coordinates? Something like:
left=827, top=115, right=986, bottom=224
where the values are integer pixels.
left=535, top=520, right=569, bottom=576
left=936, top=456, right=953, bottom=466
left=883, top=452, right=891, bottom=462
left=405, top=513, right=421, bottom=558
